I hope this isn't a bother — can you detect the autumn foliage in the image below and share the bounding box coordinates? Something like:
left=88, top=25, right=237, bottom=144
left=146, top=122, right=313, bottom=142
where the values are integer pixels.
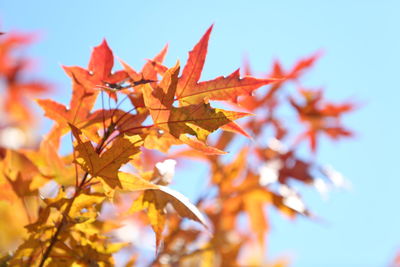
left=0, top=25, right=355, bottom=266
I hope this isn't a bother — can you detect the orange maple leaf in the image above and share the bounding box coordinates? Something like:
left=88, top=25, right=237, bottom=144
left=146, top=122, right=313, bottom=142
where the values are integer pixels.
left=64, top=39, right=127, bottom=98
left=141, top=62, right=251, bottom=154
left=37, top=40, right=128, bottom=145
left=290, top=88, right=354, bottom=151
left=176, top=25, right=276, bottom=105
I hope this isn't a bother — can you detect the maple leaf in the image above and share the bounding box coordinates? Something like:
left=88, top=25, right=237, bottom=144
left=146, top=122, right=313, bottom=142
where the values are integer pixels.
left=37, top=40, right=127, bottom=143
left=238, top=52, right=321, bottom=112
left=65, top=39, right=127, bottom=97
left=289, top=89, right=354, bottom=151
left=130, top=186, right=207, bottom=251
left=70, top=124, right=143, bottom=189
left=175, top=25, right=275, bottom=105
left=142, top=62, right=251, bottom=154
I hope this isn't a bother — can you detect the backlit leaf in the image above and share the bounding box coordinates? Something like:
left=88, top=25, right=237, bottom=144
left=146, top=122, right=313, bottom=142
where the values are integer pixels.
left=176, top=25, right=275, bottom=105
left=70, top=124, right=142, bottom=189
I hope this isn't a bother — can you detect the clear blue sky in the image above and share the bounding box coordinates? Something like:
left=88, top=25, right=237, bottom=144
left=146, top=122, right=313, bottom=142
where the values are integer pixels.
left=1, top=1, right=399, bottom=266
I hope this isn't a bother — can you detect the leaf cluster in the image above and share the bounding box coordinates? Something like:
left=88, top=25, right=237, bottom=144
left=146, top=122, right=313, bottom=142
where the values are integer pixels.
left=0, top=26, right=354, bottom=266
